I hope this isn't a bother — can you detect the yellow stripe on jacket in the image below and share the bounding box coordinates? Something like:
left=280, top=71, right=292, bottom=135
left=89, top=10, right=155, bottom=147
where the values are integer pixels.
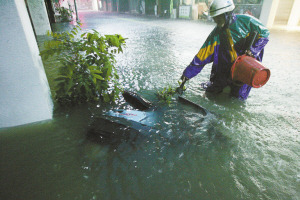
left=196, top=40, right=218, bottom=62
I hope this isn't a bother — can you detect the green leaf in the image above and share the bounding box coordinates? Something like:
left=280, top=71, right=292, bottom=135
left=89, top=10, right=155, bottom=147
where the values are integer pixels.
left=93, top=74, right=104, bottom=80
left=55, top=76, right=69, bottom=81
left=92, top=47, right=99, bottom=55
left=92, top=29, right=99, bottom=34
left=103, top=94, right=110, bottom=102
left=91, top=69, right=102, bottom=74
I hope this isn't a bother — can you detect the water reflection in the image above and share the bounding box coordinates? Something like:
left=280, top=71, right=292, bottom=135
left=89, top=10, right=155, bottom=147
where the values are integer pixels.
left=77, top=89, right=234, bottom=199
left=80, top=116, right=232, bottom=199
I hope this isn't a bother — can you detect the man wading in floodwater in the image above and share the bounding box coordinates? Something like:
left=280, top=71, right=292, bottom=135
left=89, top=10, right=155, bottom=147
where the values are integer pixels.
left=179, top=0, right=269, bottom=100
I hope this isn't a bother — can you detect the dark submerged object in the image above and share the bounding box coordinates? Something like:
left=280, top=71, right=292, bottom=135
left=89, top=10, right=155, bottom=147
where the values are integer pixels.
left=122, top=90, right=153, bottom=111
left=86, top=116, right=155, bottom=144
left=87, top=91, right=157, bottom=143
left=87, top=91, right=208, bottom=143
left=86, top=117, right=135, bottom=144
left=178, top=96, right=207, bottom=116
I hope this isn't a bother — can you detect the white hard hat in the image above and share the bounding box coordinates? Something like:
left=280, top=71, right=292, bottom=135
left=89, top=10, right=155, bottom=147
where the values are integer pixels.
left=209, top=0, right=235, bottom=17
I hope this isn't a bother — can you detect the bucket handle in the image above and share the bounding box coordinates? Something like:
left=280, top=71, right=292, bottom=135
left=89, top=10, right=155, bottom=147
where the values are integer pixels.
left=245, top=31, right=258, bottom=53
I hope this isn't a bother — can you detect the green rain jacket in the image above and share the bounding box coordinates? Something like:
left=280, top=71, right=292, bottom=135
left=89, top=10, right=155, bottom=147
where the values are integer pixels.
left=183, top=14, right=269, bottom=100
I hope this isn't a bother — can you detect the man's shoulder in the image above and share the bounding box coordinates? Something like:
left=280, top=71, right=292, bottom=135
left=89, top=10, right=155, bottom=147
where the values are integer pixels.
left=235, top=14, right=263, bottom=24
left=236, top=14, right=256, bottom=21
left=234, top=14, right=269, bottom=36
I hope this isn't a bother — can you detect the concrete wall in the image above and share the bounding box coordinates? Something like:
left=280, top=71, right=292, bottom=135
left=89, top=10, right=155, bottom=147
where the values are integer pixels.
left=259, top=0, right=279, bottom=28
left=26, top=0, right=51, bottom=35
left=260, top=0, right=300, bottom=30
left=287, top=0, right=300, bottom=29
left=0, top=0, right=53, bottom=128
left=76, top=0, right=99, bottom=10
left=274, top=0, right=294, bottom=25
left=92, top=0, right=99, bottom=10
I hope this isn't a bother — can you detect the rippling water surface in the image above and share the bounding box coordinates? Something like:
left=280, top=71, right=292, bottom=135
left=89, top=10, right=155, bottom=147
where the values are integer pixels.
left=1, top=12, right=300, bottom=200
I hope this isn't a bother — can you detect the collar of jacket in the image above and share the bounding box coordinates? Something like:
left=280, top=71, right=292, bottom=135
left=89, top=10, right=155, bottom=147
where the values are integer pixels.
left=223, top=12, right=237, bottom=29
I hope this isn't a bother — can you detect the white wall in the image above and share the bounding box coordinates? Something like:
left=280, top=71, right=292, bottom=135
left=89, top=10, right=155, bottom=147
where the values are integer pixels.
left=260, top=0, right=300, bottom=30
left=92, top=0, right=99, bottom=11
left=274, top=0, right=294, bottom=25
left=287, top=0, right=300, bottom=29
left=26, top=0, right=51, bottom=35
left=259, top=0, right=279, bottom=28
left=0, top=0, right=53, bottom=128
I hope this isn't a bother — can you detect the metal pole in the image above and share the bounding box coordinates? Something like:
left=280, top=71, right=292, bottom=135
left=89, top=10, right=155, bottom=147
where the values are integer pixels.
left=74, top=0, right=79, bottom=21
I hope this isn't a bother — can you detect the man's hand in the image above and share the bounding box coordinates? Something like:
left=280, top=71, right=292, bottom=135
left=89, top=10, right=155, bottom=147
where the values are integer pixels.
left=175, top=87, right=184, bottom=95
left=180, top=75, right=189, bottom=82
left=245, top=50, right=254, bottom=57
left=176, top=75, right=189, bottom=95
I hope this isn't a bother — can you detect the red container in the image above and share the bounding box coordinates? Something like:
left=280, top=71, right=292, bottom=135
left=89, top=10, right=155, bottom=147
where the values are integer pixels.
left=231, top=55, right=270, bottom=88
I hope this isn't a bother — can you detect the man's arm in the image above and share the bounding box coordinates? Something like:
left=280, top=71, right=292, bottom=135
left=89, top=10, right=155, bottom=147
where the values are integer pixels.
left=249, top=18, right=270, bottom=58
left=183, top=30, right=219, bottom=79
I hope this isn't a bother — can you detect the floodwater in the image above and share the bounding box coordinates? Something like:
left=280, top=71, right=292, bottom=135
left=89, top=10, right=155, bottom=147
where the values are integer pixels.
left=1, top=12, right=300, bottom=200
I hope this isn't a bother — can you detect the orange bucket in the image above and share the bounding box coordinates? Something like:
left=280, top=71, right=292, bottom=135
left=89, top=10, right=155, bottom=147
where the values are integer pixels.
left=231, top=55, right=270, bottom=88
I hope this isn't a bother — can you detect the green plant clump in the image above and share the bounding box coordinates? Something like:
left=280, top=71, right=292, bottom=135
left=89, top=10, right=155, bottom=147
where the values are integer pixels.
left=156, top=81, right=186, bottom=104
left=156, top=85, right=177, bottom=104
left=40, top=25, right=126, bottom=106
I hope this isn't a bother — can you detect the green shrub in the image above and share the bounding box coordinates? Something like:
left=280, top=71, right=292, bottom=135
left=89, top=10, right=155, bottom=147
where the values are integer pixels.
left=40, top=25, right=126, bottom=106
